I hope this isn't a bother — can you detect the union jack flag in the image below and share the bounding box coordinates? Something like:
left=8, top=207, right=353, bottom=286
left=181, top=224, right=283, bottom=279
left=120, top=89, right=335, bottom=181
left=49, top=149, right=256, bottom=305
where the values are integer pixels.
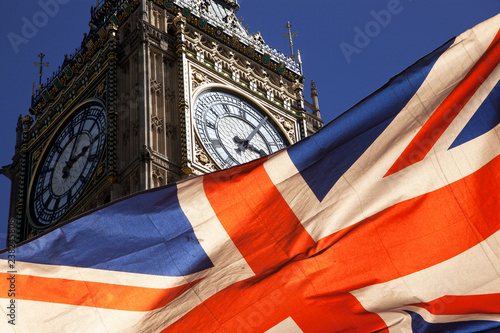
left=1, top=14, right=500, bottom=332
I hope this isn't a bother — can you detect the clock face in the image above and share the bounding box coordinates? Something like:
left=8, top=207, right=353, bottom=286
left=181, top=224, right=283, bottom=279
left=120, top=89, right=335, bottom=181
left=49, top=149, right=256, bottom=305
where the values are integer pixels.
left=29, top=101, right=107, bottom=227
left=194, top=90, right=288, bottom=169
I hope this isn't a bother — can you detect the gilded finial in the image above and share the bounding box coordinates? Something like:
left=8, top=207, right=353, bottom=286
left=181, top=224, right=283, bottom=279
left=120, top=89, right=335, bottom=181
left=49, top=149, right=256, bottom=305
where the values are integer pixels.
left=283, top=21, right=298, bottom=60
left=34, top=52, right=49, bottom=90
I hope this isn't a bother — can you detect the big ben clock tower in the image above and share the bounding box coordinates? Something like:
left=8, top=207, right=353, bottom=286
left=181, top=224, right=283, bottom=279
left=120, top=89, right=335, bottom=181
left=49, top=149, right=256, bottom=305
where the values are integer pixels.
left=3, top=0, right=322, bottom=243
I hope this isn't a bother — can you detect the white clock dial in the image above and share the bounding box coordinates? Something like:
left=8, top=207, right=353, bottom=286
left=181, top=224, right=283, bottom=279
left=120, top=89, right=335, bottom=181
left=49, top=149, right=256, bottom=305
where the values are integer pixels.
left=194, top=90, right=288, bottom=169
left=29, top=101, right=107, bottom=227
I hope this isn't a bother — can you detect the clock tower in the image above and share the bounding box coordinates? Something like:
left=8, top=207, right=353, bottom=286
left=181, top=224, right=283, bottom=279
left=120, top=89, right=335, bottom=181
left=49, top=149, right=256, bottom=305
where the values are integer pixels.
left=3, top=0, right=322, bottom=244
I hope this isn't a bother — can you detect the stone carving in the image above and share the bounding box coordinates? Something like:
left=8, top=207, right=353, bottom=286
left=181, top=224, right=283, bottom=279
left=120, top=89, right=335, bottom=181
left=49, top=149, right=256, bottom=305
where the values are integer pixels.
left=283, top=99, right=291, bottom=110
left=251, top=31, right=265, bottom=44
left=96, top=163, right=105, bottom=177
left=249, top=79, right=257, bottom=92
left=152, top=167, right=165, bottom=186
left=32, top=148, right=43, bottom=164
left=95, top=81, right=106, bottom=98
left=140, top=145, right=152, bottom=162
left=274, top=114, right=295, bottom=141
left=267, top=90, right=274, bottom=101
left=194, top=140, right=217, bottom=172
left=151, top=115, right=163, bottom=132
left=150, top=79, right=162, bottom=94
left=192, top=70, right=213, bottom=89
left=22, top=115, right=34, bottom=131
left=196, top=0, right=211, bottom=13
left=173, top=12, right=187, bottom=34
left=232, top=70, right=240, bottom=82
left=214, top=61, right=222, bottom=72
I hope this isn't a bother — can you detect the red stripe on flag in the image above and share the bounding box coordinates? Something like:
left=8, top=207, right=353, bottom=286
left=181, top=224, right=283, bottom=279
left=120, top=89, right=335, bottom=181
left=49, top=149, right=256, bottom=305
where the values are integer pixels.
left=413, top=294, right=500, bottom=316
left=385, top=28, right=500, bottom=177
left=0, top=273, right=203, bottom=311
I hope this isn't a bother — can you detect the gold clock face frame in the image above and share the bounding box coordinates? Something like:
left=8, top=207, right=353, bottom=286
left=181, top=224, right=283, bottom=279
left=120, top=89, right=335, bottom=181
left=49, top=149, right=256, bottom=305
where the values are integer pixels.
left=28, top=100, right=107, bottom=227
left=194, top=90, right=288, bottom=169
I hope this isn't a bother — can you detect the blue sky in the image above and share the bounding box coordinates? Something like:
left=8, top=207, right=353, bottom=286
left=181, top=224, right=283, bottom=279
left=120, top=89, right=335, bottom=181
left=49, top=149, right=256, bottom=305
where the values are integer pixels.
left=0, top=0, right=498, bottom=246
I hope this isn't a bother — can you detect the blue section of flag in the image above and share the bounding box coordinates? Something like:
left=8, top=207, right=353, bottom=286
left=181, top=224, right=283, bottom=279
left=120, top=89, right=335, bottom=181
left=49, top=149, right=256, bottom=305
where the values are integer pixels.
left=288, top=39, right=454, bottom=202
left=1, top=185, right=213, bottom=276
left=449, top=80, right=500, bottom=149
left=406, top=311, right=500, bottom=332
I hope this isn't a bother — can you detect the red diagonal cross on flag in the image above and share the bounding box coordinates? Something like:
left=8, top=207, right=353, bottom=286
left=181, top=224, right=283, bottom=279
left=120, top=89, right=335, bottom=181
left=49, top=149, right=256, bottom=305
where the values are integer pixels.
left=385, top=27, right=500, bottom=177
left=160, top=153, right=500, bottom=332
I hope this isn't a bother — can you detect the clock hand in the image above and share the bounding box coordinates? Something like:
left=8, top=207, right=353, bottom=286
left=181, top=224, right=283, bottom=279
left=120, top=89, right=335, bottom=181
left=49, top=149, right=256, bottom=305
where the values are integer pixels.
left=62, top=145, right=90, bottom=179
left=90, top=133, right=100, bottom=144
left=62, top=132, right=102, bottom=178
left=234, top=116, right=268, bottom=151
left=75, top=145, right=90, bottom=159
left=62, top=164, right=71, bottom=179
left=244, top=116, right=268, bottom=144
left=233, top=136, right=243, bottom=143
left=68, top=135, right=82, bottom=161
left=247, top=143, right=267, bottom=158
left=233, top=137, right=243, bottom=155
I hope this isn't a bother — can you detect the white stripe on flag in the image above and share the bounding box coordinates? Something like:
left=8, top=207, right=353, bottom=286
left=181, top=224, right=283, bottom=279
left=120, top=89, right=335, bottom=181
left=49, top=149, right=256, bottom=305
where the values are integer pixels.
left=265, top=317, right=303, bottom=333
left=350, top=230, right=500, bottom=331
left=0, top=259, right=209, bottom=289
left=0, top=298, right=144, bottom=333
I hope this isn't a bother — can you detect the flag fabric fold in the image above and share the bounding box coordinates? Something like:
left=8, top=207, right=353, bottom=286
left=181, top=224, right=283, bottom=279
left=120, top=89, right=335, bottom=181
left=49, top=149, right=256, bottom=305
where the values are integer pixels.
left=1, top=14, right=500, bottom=332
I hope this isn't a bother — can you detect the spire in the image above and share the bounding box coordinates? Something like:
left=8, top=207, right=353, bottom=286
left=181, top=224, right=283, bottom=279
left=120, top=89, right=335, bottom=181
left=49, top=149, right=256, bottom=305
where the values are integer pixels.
left=283, top=21, right=298, bottom=60
left=311, top=80, right=321, bottom=119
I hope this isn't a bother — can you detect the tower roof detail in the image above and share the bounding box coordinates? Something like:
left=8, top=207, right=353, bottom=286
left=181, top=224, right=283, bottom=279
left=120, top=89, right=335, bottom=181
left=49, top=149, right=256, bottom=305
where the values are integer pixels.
left=172, top=0, right=300, bottom=75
